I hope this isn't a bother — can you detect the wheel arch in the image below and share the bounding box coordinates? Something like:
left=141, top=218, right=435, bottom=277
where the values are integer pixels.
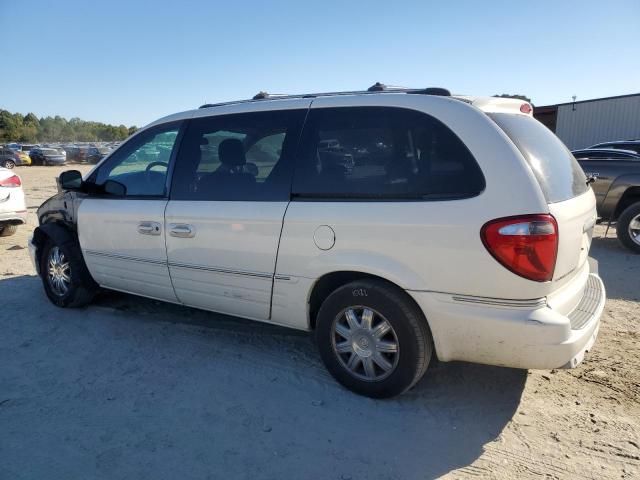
left=614, top=185, right=640, bottom=220
left=32, top=222, right=77, bottom=272
left=307, top=270, right=432, bottom=337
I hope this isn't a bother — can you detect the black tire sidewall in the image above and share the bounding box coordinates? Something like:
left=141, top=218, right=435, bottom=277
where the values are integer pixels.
left=617, top=203, right=640, bottom=254
left=3, top=160, right=14, bottom=169
left=316, top=280, right=430, bottom=398
left=0, top=224, right=18, bottom=236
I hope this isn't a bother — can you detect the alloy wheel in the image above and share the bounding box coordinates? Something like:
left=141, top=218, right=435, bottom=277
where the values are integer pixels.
left=331, top=306, right=400, bottom=382
left=47, top=246, right=71, bottom=296
left=629, top=214, right=640, bottom=246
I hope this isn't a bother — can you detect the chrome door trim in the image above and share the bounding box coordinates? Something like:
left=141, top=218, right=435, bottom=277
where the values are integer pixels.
left=84, top=250, right=290, bottom=281
left=84, top=250, right=168, bottom=266
left=168, top=261, right=272, bottom=279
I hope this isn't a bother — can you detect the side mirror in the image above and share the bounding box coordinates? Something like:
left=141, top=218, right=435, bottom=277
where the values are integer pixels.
left=59, top=170, right=83, bottom=191
left=103, top=179, right=127, bottom=196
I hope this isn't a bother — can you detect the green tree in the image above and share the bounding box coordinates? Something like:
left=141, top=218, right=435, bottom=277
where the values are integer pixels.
left=0, top=109, right=135, bottom=143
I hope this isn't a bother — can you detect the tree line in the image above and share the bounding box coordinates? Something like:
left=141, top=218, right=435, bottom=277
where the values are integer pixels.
left=0, top=109, right=137, bottom=143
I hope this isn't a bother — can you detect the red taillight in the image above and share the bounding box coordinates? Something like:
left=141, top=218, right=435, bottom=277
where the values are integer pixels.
left=0, top=175, right=21, bottom=187
left=520, top=103, right=533, bottom=114
left=481, top=214, right=558, bottom=282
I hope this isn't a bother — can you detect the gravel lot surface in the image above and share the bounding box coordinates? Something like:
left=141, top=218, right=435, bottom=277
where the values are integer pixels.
left=1, top=165, right=638, bottom=479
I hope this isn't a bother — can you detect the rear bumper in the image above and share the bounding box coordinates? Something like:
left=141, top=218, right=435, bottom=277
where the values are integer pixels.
left=0, top=210, right=27, bottom=224
left=408, top=263, right=605, bottom=370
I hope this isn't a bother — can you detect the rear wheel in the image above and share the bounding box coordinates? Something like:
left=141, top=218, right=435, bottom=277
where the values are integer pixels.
left=316, top=279, right=433, bottom=398
left=2, top=159, right=15, bottom=169
left=39, top=237, right=98, bottom=307
left=0, top=224, right=18, bottom=237
left=617, top=202, right=640, bottom=254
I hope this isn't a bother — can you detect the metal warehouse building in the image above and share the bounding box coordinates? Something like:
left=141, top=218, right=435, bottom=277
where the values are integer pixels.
left=534, top=93, right=640, bottom=150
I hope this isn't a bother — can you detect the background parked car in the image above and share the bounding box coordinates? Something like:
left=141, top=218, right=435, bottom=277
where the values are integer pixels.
left=87, top=146, right=111, bottom=164
left=572, top=148, right=640, bottom=160
left=0, top=167, right=27, bottom=236
left=29, top=148, right=67, bottom=166
left=0, top=147, right=24, bottom=168
left=588, top=140, right=640, bottom=155
left=15, top=150, right=32, bottom=165
left=62, top=145, right=80, bottom=161
left=19, top=144, right=39, bottom=155
left=573, top=148, right=640, bottom=253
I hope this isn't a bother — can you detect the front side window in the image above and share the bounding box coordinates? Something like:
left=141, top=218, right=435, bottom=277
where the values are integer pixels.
left=292, top=107, right=485, bottom=199
left=94, top=124, right=180, bottom=196
left=171, top=110, right=305, bottom=201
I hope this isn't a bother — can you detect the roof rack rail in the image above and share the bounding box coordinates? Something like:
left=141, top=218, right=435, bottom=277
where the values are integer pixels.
left=199, top=83, right=451, bottom=109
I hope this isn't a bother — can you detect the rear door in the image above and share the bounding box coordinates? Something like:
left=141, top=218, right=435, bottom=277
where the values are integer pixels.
left=489, top=113, right=595, bottom=288
left=78, top=122, right=182, bottom=301
left=165, top=105, right=308, bottom=320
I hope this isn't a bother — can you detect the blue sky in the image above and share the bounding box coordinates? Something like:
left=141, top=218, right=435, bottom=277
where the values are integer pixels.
left=1, top=0, right=638, bottom=127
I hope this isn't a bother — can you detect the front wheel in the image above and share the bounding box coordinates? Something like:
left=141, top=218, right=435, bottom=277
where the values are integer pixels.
left=2, top=159, right=15, bottom=169
left=40, top=238, right=98, bottom=307
left=617, top=202, right=640, bottom=254
left=316, top=279, right=433, bottom=398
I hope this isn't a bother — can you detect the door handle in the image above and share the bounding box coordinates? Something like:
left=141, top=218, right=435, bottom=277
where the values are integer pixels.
left=169, top=223, right=195, bottom=238
left=138, top=221, right=161, bottom=236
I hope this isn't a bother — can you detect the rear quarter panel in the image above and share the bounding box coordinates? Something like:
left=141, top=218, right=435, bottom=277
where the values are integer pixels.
left=276, top=95, right=555, bottom=300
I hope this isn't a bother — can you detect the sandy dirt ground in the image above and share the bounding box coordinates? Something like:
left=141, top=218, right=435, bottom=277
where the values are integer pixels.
left=1, top=165, right=638, bottom=479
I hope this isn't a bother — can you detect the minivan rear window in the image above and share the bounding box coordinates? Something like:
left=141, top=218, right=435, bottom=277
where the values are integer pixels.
left=489, top=113, right=589, bottom=203
left=292, top=107, right=485, bottom=200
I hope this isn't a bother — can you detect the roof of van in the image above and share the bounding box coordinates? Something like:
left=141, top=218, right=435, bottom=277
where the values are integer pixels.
left=147, top=85, right=533, bottom=129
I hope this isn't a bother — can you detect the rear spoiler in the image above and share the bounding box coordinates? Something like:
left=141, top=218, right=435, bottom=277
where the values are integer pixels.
left=454, top=96, right=534, bottom=116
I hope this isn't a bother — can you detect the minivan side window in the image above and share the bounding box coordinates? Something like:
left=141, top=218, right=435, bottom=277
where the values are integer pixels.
left=94, top=123, right=181, bottom=197
left=291, top=107, right=485, bottom=199
left=171, top=110, right=306, bottom=201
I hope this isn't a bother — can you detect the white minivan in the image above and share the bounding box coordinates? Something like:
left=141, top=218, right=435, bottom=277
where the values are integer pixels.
left=30, top=86, right=605, bottom=398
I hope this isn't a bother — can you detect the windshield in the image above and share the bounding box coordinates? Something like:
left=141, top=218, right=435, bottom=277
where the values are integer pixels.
left=489, top=113, right=589, bottom=203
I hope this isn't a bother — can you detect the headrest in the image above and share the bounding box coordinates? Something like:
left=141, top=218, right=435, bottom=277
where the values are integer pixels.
left=218, top=138, right=246, bottom=167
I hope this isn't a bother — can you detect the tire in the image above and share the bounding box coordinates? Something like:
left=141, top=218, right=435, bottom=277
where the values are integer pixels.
left=39, top=236, right=98, bottom=307
left=616, top=202, right=640, bottom=254
left=0, top=224, right=18, bottom=237
left=2, top=159, right=15, bottom=169
left=315, top=279, right=433, bottom=398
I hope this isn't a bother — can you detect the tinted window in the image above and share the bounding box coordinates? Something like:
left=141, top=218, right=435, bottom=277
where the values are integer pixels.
left=94, top=123, right=180, bottom=196
left=171, top=110, right=305, bottom=201
left=489, top=113, right=589, bottom=203
left=598, top=143, right=640, bottom=154
left=292, top=107, right=484, bottom=199
left=574, top=150, right=637, bottom=160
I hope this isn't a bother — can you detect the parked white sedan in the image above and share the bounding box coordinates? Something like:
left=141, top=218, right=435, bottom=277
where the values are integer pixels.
left=0, top=167, right=27, bottom=237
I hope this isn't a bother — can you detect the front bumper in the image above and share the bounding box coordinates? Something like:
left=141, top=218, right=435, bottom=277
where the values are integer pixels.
left=28, top=234, right=38, bottom=273
left=407, top=265, right=605, bottom=370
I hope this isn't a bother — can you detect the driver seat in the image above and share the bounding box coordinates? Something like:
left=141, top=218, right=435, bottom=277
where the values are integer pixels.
left=197, top=138, right=256, bottom=198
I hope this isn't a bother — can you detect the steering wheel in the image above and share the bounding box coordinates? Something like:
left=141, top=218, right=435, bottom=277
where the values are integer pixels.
left=145, top=161, right=168, bottom=173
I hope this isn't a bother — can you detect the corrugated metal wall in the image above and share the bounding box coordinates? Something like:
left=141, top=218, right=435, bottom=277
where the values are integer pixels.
left=555, top=95, right=640, bottom=150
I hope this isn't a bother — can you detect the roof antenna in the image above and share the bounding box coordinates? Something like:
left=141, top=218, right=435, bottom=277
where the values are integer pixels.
left=253, top=91, right=269, bottom=100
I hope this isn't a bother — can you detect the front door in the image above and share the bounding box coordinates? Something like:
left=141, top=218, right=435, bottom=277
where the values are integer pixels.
left=78, top=122, right=182, bottom=301
left=165, top=105, right=308, bottom=320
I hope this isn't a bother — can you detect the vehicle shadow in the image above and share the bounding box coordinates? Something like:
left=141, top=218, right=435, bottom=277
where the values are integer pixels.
left=590, top=233, right=640, bottom=302
left=1, top=275, right=526, bottom=480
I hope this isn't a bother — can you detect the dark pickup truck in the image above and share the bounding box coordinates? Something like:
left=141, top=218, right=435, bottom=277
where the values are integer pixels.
left=573, top=148, right=640, bottom=253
